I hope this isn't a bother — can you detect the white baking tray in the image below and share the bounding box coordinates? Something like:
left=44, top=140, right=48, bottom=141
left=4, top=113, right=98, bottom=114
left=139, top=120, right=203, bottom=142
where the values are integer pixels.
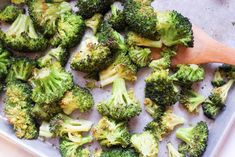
left=1, top=0, right=235, bottom=157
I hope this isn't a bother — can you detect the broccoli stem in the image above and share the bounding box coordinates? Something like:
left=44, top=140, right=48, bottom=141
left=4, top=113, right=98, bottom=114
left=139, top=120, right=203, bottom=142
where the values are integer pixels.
left=176, top=127, right=194, bottom=145
left=39, top=122, right=54, bottom=138
left=7, top=14, right=26, bottom=35
left=64, top=119, right=93, bottom=132
left=100, top=65, right=120, bottom=87
left=217, top=80, right=234, bottom=103
left=68, top=133, right=93, bottom=145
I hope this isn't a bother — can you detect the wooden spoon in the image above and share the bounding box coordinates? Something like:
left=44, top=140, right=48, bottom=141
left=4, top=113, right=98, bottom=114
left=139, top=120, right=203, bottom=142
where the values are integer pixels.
left=151, top=25, right=235, bottom=66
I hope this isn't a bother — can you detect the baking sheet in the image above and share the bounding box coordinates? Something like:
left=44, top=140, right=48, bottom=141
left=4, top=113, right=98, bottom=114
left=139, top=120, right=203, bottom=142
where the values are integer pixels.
left=1, top=0, right=235, bottom=156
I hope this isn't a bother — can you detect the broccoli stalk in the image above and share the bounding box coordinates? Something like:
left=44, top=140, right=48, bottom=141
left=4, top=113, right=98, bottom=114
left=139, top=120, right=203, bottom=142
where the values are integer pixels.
left=85, top=13, right=103, bottom=34
left=39, top=122, right=54, bottom=138
left=176, top=121, right=209, bottom=157
left=211, top=69, right=226, bottom=87
left=0, top=5, right=23, bottom=23
left=167, top=143, right=185, bottom=157
left=97, top=78, right=141, bottom=120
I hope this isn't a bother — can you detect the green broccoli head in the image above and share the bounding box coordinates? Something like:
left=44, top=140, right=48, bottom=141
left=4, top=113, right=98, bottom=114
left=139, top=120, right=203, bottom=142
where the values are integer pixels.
left=97, top=21, right=127, bottom=52
left=167, top=143, right=185, bottom=157
left=149, top=56, right=171, bottom=71
left=128, top=46, right=151, bottom=68
left=219, top=64, right=235, bottom=79
left=0, top=14, right=47, bottom=52
left=6, top=58, right=36, bottom=83
left=70, top=36, right=113, bottom=73
left=99, top=52, right=137, bottom=87
left=85, top=13, right=103, bottom=34
left=176, top=121, right=209, bottom=157
left=11, top=0, right=25, bottom=4
left=126, top=32, right=162, bottom=48
left=49, top=113, right=93, bottom=137
left=144, top=98, right=165, bottom=120
left=145, top=69, right=179, bottom=106
left=124, top=0, right=158, bottom=39
left=156, top=10, right=194, bottom=47
left=202, top=80, right=234, bottom=119
left=171, top=64, right=205, bottom=85
left=60, top=138, right=90, bottom=157
left=37, top=46, right=68, bottom=68
left=31, top=103, right=62, bottom=122
left=27, top=0, right=72, bottom=36
left=60, top=85, right=94, bottom=114
left=130, top=131, right=158, bottom=157
left=180, top=89, right=206, bottom=113
left=93, top=117, right=131, bottom=147
left=211, top=69, right=226, bottom=87
left=0, top=5, right=23, bottom=23
left=29, top=62, right=73, bottom=104
left=97, top=78, right=141, bottom=120
left=0, top=44, right=11, bottom=79
left=97, top=148, right=139, bottom=157
left=50, top=13, right=85, bottom=48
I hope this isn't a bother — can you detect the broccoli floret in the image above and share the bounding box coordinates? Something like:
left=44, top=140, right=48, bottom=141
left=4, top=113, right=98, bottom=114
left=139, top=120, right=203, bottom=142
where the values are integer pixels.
left=11, top=0, right=25, bottom=4
left=50, top=13, right=85, bottom=48
left=60, top=85, right=94, bottom=114
left=37, top=46, right=68, bottom=68
left=0, top=44, right=11, bottom=80
left=144, top=98, right=165, bottom=120
left=27, top=0, right=72, bottom=36
left=97, top=78, right=141, bottom=120
left=39, top=122, right=55, bottom=138
left=49, top=113, right=93, bottom=137
left=156, top=10, right=194, bottom=47
left=70, top=35, right=113, bottom=73
left=76, top=0, right=114, bottom=19
left=219, top=64, right=235, bottom=79
left=180, top=90, right=205, bottom=113
left=128, top=46, right=151, bottom=68
left=60, top=138, right=90, bottom=157
left=96, top=148, right=139, bottom=157
left=149, top=55, right=171, bottom=71
left=145, top=69, right=179, bottom=106
left=4, top=82, right=38, bottom=139
left=0, top=14, right=47, bottom=52
left=176, top=121, right=209, bottom=157
left=29, top=62, right=73, bottom=104
left=32, top=103, right=62, bottom=122
left=6, top=58, right=36, bottom=83
left=167, top=143, right=185, bottom=157
left=211, top=69, right=226, bottom=87
left=85, top=13, right=103, bottom=34
left=99, top=52, right=137, bottom=87
left=130, top=131, right=158, bottom=157
left=0, top=5, right=23, bottom=23
left=97, top=21, right=127, bottom=52
left=202, top=80, right=234, bottom=119
left=171, top=64, right=205, bottom=85
left=93, top=117, right=131, bottom=147
left=126, top=32, right=162, bottom=48
left=124, top=0, right=158, bottom=39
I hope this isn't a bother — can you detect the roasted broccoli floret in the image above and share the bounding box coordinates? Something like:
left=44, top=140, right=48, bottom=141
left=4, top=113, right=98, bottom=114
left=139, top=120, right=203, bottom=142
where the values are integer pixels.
left=93, top=117, right=130, bottom=147
left=128, top=46, right=151, bottom=68
left=70, top=35, right=113, bottom=73
left=6, top=58, right=36, bottom=83
left=95, top=148, right=139, bottom=157
left=29, top=62, right=73, bottom=104
left=219, top=64, right=235, bottom=79
left=149, top=56, right=171, bottom=71
left=27, top=0, right=72, bottom=36
left=0, top=14, right=47, bottom=52
left=124, top=0, right=158, bottom=39
left=167, top=143, right=185, bottom=157
left=4, top=82, right=38, bottom=139
left=0, top=5, right=23, bottom=23
left=99, top=52, right=137, bottom=87
left=171, top=64, right=205, bottom=85
left=0, top=43, right=11, bottom=80
left=85, top=13, right=103, bottom=34
left=76, top=0, right=113, bottom=19
left=176, top=121, right=209, bottom=157
left=37, top=46, right=68, bottom=68
left=60, top=85, right=94, bottom=114
left=126, top=32, right=162, bottom=48
left=11, top=0, right=25, bottom=4
left=202, top=80, right=234, bottom=119
left=50, top=13, right=85, bottom=48
left=180, top=90, right=205, bottom=113
left=97, top=21, right=127, bottom=52
left=32, top=103, right=62, bottom=122
left=60, top=138, right=90, bottom=157
left=97, top=78, right=141, bottom=120
left=49, top=113, right=93, bottom=137
left=145, top=69, right=179, bottom=106
left=211, top=69, right=226, bottom=87
left=130, top=131, right=158, bottom=157
left=156, top=10, right=194, bottom=47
